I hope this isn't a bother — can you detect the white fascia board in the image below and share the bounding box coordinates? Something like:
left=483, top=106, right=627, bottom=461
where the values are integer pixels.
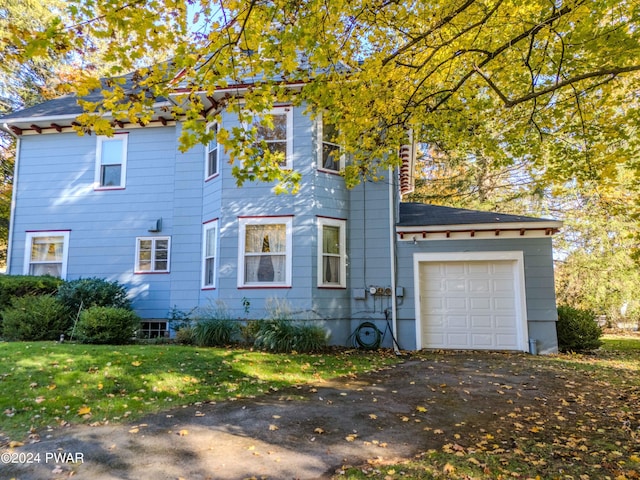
left=397, top=220, right=563, bottom=234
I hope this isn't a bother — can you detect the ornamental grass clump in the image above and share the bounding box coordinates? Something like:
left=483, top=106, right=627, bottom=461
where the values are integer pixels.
left=191, top=302, right=240, bottom=347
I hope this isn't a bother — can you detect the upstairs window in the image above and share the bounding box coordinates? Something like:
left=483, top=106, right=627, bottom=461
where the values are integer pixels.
left=318, top=115, right=343, bottom=172
left=24, top=231, right=70, bottom=278
left=135, top=237, right=170, bottom=273
left=202, top=220, right=218, bottom=288
left=205, top=122, right=219, bottom=179
left=238, top=217, right=292, bottom=287
left=317, top=218, right=346, bottom=287
left=96, top=134, right=127, bottom=189
left=253, top=107, right=293, bottom=169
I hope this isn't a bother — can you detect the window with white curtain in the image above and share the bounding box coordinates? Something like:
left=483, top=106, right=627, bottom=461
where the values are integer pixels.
left=95, top=134, right=128, bottom=188
left=202, top=220, right=218, bottom=288
left=24, top=231, right=70, bottom=278
left=318, top=217, right=346, bottom=287
left=135, top=237, right=170, bottom=273
left=238, top=217, right=292, bottom=287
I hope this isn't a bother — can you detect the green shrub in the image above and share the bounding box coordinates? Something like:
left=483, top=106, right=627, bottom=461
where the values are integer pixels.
left=192, top=318, right=240, bottom=346
left=556, top=305, right=603, bottom=352
left=73, top=306, right=140, bottom=344
left=57, top=277, right=131, bottom=315
left=239, top=320, right=261, bottom=344
left=253, top=319, right=328, bottom=353
left=2, top=295, right=71, bottom=341
left=0, top=275, right=64, bottom=331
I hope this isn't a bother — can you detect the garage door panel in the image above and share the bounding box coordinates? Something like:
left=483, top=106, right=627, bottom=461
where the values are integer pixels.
left=420, top=260, right=523, bottom=351
left=470, top=297, right=491, bottom=310
left=445, top=297, right=467, bottom=310
left=445, top=315, right=469, bottom=328
left=469, top=279, right=491, bottom=292
left=468, top=262, right=491, bottom=274
left=471, top=315, right=492, bottom=328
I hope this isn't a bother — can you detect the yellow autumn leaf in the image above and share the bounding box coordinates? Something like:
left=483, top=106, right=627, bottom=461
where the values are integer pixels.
left=131, top=361, right=142, bottom=367
left=443, top=462, right=456, bottom=474
left=178, top=429, right=188, bottom=436
left=345, top=434, right=357, bottom=442
left=77, top=406, right=91, bottom=415
left=129, top=427, right=139, bottom=433
left=369, top=414, right=378, bottom=419
left=416, top=406, right=427, bottom=412
left=269, top=424, right=279, bottom=431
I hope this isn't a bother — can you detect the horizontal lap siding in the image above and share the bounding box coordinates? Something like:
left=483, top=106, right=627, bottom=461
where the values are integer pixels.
left=12, top=128, right=178, bottom=318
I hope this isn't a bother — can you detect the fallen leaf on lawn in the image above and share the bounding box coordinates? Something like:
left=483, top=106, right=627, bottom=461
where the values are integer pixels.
left=443, top=462, right=456, bottom=474
left=9, top=441, right=24, bottom=448
left=131, top=361, right=141, bottom=367
left=77, top=406, right=91, bottom=416
left=35, top=396, right=46, bottom=404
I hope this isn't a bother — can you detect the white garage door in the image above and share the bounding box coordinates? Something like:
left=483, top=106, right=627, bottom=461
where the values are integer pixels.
left=419, top=259, right=523, bottom=350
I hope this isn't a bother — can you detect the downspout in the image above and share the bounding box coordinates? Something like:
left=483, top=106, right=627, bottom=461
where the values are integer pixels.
left=388, top=166, right=400, bottom=354
left=3, top=124, right=20, bottom=274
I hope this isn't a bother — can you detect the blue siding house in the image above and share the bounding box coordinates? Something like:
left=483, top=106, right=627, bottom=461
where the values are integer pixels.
left=1, top=88, right=562, bottom=353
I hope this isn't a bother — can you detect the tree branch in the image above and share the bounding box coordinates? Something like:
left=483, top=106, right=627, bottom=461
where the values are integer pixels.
left=475, top=64, right=640, bottom=107
left=381, top=0, right=478, bottom=66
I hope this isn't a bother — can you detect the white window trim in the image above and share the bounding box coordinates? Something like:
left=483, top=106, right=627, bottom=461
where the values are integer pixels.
left=95, top=134, right=128, bottom=189
left=317, top=217, right=347, bottom=288
left=250, top=107, right=294, bottom=170
left=317, top=112, right=344, bottom=173
left=205, top=122, right=219, bottom=180
left=238, top=216, right=293, bottom=287
left=135, top=236, right=171, bottom=273
left=23, top=231, right=70, bottom=279
left=202, top=220, right=218, bottom=288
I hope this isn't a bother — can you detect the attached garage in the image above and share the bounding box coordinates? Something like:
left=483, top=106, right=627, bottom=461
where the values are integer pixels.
left=395, top=203, right=563, bottom=354
left=415, top=252, right=528, bottom=351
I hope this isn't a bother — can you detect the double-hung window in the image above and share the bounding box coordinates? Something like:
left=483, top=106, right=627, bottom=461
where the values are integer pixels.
left=205, top=122, right=219, bottom=179
left=318, top=114, right=343, bottom=172
left=24, top=231, right=70, bottom=278
left=253, top=107, right=293, bottom=169
left=135, top=237, right=170, bottom=273
left=318, top=217, right=346, bottom=288
left=95, top=134, right=127, bottom=188
left=238, top=217, right=292, bottom=287
left=202, top=220, right=218, bottom=288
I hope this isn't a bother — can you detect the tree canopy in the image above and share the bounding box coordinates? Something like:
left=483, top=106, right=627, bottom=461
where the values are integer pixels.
left=4, top=0, right=639, bottom=191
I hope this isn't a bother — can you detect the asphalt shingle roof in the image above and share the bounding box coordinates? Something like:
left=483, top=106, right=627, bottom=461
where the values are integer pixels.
left=398, top=202, right=557, bottom=227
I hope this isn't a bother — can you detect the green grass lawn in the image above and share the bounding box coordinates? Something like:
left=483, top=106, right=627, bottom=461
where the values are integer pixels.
left=0, top=342, right=400, bottom=442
